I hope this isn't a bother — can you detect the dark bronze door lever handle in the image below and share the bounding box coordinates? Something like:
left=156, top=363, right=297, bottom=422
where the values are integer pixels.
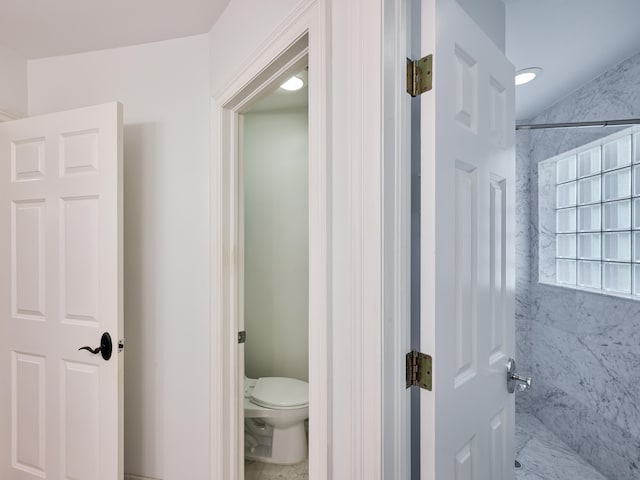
left=79, top=332, right=113, bottom=361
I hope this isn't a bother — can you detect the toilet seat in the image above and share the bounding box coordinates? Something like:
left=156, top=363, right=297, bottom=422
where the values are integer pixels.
left=250, top=377, right=308, bottom=410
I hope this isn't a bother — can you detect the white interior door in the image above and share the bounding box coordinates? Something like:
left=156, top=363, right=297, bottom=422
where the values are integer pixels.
left=0, top=102, right=123, bottom=480
left=419, top=1, right=516, bottom=479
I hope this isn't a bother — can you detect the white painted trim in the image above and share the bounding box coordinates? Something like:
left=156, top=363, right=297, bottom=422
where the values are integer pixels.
left=306, top=2, right=331, bottom=480
left=359, top=0, right=384, bottom=476
left=210, top=2, right=330, bottom=479
left=382, top=0, right=412, bottom=478
left=328, top=0, right=385, bottom=477
left=0, top=108, right=20, bottom=122
left=356, top=0, right=384, bottom=473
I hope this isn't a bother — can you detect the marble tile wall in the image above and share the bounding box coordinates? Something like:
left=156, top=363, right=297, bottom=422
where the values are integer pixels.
left=516, top=130, right=533, bottom=413
left=517, top=50, right=640, bottom=479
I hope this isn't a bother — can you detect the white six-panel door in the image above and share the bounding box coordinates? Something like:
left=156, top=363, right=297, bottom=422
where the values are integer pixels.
left=420, top=1, right=516, bottom=479
left=0, top=102, right=123, bottom=480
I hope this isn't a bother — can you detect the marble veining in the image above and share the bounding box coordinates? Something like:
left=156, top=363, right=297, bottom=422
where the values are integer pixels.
left=536, top=161, right=556, bottom=283
left=534, top=319, right=640, bottom=439
left=516, top=49, right=640, bottom=479
left=531, top=383, right=640, bottom=480
left=516, top=130, right=533, bottom=413
left=516, top=414, right=609, bottom=480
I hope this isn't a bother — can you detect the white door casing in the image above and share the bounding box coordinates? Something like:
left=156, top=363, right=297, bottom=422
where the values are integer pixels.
left=0, top=102, right=124, bottom=480
left=420, top=1, right=516, bottom=479
left=210, top=2, right=330, bottom=478
left=382, top=0, right=414, bottom=477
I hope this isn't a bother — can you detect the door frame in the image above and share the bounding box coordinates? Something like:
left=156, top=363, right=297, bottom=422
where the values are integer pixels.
left=209, top=2, right=330, bottom=478
left=382, top=0, right=414, bottom=478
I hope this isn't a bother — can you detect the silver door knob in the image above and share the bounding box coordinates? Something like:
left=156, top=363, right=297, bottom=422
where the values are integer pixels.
left=506, top=357, right=531, bottom=393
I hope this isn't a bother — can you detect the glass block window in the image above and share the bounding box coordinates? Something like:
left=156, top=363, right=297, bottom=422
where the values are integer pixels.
left=539, top=127, right=640, bottom=298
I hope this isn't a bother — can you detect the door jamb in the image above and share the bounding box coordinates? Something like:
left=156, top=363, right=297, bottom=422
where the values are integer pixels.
left=382, top=0, right=414, bottom=477
left=209, top=3, right=330, bottom=479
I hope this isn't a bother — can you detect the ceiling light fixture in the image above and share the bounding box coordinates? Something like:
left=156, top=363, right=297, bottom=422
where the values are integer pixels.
left=280, top=76, right=304, bottom=91
left=515, top=67, right=543, bottom=86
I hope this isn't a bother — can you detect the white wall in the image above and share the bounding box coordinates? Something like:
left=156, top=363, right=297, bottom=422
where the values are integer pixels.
left=0, top=45, right=27, bottom=117
left=28, top=35, right=210, bottom=480
left=456, top=0, right=505, bottom=52
left=208, top=0, right=301, bottom=96
left=243, top=108, right=309, bottom=382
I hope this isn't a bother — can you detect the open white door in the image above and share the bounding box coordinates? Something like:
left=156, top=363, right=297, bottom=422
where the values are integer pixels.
left=0, top=102, right=123, bottom=480
left=419, top=1, right=516, bottom=479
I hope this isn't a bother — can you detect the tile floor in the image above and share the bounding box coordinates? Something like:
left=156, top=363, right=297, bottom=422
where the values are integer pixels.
left=516, top=414, right=608, bottom=480
left=244, top=414, right=608, bottom=480
left=244, top=458, right=308, bottom=480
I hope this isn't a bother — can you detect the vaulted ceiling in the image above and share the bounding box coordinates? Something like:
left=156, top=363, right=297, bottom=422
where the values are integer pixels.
left=2, top=0, right=640, bottom=121
left=505, top=0, right=640, bottom=120
left=0, top=0, right=230, bottom=59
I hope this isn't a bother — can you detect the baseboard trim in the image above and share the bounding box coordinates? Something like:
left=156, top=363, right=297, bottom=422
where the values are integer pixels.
left=124, top=474, right=162, bottom=480
left=0, top=108, right=20, bottom=122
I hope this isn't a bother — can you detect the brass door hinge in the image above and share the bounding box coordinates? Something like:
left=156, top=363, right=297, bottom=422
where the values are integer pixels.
left=406, top=55, right=433, bottom=97
left=406, top=350, right=432, bottom=390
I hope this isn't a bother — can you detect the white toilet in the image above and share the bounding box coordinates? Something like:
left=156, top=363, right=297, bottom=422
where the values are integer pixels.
left=244, top=376, right=309, bottom=464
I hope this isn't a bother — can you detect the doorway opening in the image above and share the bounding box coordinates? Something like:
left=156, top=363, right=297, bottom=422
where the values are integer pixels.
left=210, top=23, right=329, bottom=479
left=241, top=68, right=310, bottom=479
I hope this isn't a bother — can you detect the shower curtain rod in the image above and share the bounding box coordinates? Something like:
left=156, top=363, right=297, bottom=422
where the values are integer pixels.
left=515, top=118, right=640, bottom=130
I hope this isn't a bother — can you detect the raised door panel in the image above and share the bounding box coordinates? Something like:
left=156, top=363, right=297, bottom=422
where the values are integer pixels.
left=489, top=177, right=507, bottom=364
left=12, top=352, right=46, bottom=478
left=454, top=440, right=475, bottom=480
left=12, top=138, right=45, bottom=183
left=454, top=45, right=478, bottom=132
left=489, top=410, right=507, bottom=480
left=61, top=196, right=100, bottom=325
left=60, top=129, right=100, bottom=176
left=62, top=361, right=100, bottom=480
left=12, top=200, right=46, bottom=322
left=454, top=163, right=478, bottom=388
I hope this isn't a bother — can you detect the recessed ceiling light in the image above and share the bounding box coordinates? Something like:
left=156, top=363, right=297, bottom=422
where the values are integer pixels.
left=515, top=67, right=543, bottom=86
left=280, top=76, right=304, bottom=91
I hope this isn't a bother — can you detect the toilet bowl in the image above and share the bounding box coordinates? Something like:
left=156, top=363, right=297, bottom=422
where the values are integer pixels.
left=244, top=376, right=308, bottom=464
